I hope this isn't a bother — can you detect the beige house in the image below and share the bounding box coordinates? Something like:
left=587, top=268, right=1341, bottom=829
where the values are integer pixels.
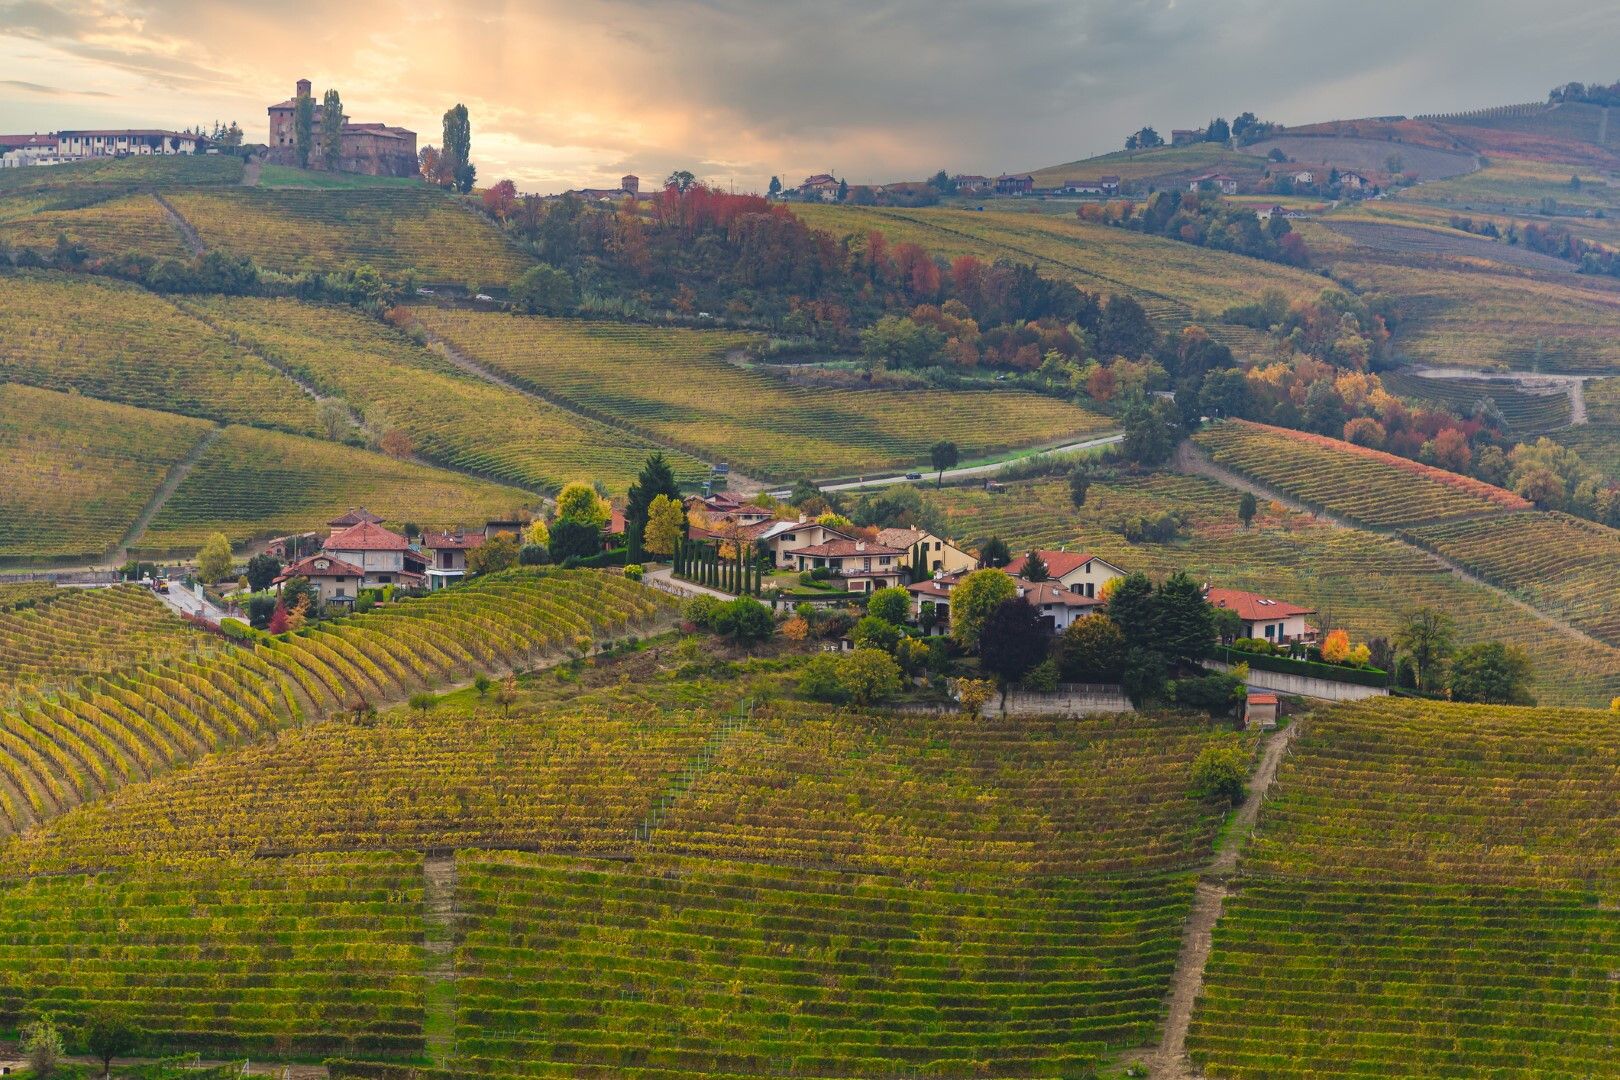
left=908, top=567, right=1106, bottom=634
left=272, top=553, right=366, bottom=604
left=420, top=530, right=484, bottom=590
left=1004, top=551, right=1125, bottom=599
left=1206, top=587, right=1316, bottom=645
left=877, top=527, right=976, bottom=576
left=323, top=521, right=424, bottom=589
left=791, top=538, right=905, bottom=593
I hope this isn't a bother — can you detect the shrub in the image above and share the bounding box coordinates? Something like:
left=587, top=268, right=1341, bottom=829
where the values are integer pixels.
left=952, top=677, right=996, bottom=716
left=22, top=1014, right=63, bottom=1077
left=713, top=597, right=774, bottom=644
left=852, top=614, right=901, bottom=652
left=865, top=586, right=910, bottom=625
left=1170, top=673, right=1247, bottom=716
left=798, top=648, right=902, bottom=705
left=684, top=595, right=724, bottom=629
left=1190, top=744, right=1248, bottom=805
left=622, top=563, right=643, bottom=582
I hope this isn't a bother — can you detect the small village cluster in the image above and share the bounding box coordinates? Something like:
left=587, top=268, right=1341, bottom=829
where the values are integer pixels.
left=265, top=508, right=524, bottom=601
left=685, top=491, right=1318, bottom=644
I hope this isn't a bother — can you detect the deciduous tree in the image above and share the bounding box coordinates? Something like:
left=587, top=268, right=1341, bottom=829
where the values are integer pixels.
left=83, top=1010, right=140, bottom=1078
left=245, top=553, right=282, bottom=593
left=556, top=481, right=611, bottom=528
left=643, top=494, right=686, bottom=556
left=197, top=532, right=233, bottom=584
left=468, top=533, right=520, bottom=575
left=949, top=568, right=1016, bottom=649
left=1394, top=607, right=1455, bottom=692
left=1238, top=491, right=1257, bottom=529
left=978, top=597, right=1048, bottom=695
left=929, top=440, right=959, bottom=487
left=865, top=586, right=911, bottom=625
left=1448, top=641, right=1534, bottom=705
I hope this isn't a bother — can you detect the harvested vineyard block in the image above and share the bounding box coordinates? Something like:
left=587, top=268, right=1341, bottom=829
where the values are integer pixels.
left=1194, top=419, right=1530, bottom=526
left=177, top=296, right=707, bottom=493
left=141, top=424, right=536, bottom=553
left=451, top=852, right=1193, bottom=1078
left=0, top=384, right=214, bottom=562
left=0, top=584, right=210, bottom=692
left=0, top=192, right=192, bottom=260
left=416, top=309, right=1114, bottom=480
left=164, top=188, right=532, bottom=284
left=0, top=852, right=426, bottom=1059
left=0, top=270, right=325, bottom=434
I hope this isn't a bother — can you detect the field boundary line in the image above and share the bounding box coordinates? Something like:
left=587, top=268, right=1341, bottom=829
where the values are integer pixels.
left=423, top=852, right=458, bottom=1069
left=1173, top=440, right=1619, bottom=655
left=114, top=425, right=224, bottom=561
left=151, top=192, right=206, bottom=257
left=1149, top=723, right=1297, bottom=1080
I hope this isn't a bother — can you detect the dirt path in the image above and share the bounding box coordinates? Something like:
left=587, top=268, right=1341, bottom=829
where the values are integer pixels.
left=423, top=853, right=459, bottom=1068
left=152, top=192, right=206, bottom=256
left=1148, top=723, right=1298, bottom=1079
left=1173, top=442, right=1613, bottom=652
left=115, top=426, right=223, bottom=560
left=242, top=156, right=262, bottom=187
left=1408, top=365, right=1590, bottom=426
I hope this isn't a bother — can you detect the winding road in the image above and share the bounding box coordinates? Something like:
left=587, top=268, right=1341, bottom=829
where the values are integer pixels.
left=770, top=432, right=1123, bottom=497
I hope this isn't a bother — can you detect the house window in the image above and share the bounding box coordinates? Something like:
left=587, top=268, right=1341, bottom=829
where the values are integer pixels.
left=378, top=575, right=393, bottom=584
left=1264, top=624, right=1275, bottom=639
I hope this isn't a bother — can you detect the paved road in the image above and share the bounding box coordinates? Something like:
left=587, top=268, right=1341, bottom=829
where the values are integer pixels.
left=158, top=581, right=236, bottom=624
left=771, top=432, right=1123, bottom=497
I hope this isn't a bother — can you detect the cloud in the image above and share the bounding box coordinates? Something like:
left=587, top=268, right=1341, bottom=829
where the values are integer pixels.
left=0, top=77, right=110, bottom=96
left=1, top=0, right=1617, bottom=191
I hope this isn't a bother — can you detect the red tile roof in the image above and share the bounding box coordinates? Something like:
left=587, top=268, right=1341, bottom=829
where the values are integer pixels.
left=421, top=531, right=484, bottom=551
left=792, top=539, right=905, bottom=558
left=274, top=553, right=364, bottom=582
left=325, top=521, right=410, bottom=552
left=1205, top=587, right=1314, bottom=621
left=1018, top=580, right=1102, bottom=608
left=328, top=507, right=384, bottom=527
left=1004, top=551, right=1114, bottom=580
left=1247, top=692, right=1279, bottom=705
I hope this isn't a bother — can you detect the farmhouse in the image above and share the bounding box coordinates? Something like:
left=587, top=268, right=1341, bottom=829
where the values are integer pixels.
left=799, top=173, right=842, bottom=201
left=0, top=133, right=64, bottom=168
left=907, top=567, right=1105, bottom=634
left=1339, top=170, right=1369, bottom=190
left=266, top=79, right=418, bottom=177
left=791, top=538, right=906, bottom=592
left=1171, top=128, right=1205, bottom=146
left=1189, top=173, right=1239, bottom=195
left=876, top=527, right=977, bottom=576
left=321, top=521, right=425, bottom=590
left=328, top=507, right=384, bottom=528
left=272, top=552, right=367, bottom=604
left=1206, top=586, right=1317, bottom=645
left=55, top=130, right=200, bottom=157
left=952, top=174, right=992, bottom=194
left=420, top=530, right=484, bottom=590
left=566, top=175, right=641, bottom=202
left=995, top=174, right=1035, bottom=195
left=1291, top=169, right=1316, bottom=184
left=1003, top=550, right=1125, bottom=599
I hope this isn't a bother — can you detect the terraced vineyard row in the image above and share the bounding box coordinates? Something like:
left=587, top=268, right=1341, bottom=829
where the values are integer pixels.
left=451, top=853, right=1191, bottom=1078
left=0, top=192, right=193, bottom=260
left=164, top=188, right=533, bottom=284
left=0, top=584, right=55, bottom=611
left=0, top=154, right=244, bottom=196
left=3, top=703, right=715, bottom=867
left=651, top=703, right=1246, bottom=878
left=923, top=474, right=1620, bottom=708
left=1193, top=419, right=1530, bottom=525
left=0, top=271, right=324, bottom=435
left=0, top=585, right=211, bottom=694
left=416, top=309, right=1113, bottom=480
left=0, top=383, right=214, bottom=562
left=1405, top=511, right=1620, bottom=647
left=141, top=424, right=536, bottom=552
left=0, top=570, right=671, bottom=844
left=1379, top=369, right=1573, bottom=433
left=179, top=297, right=708, bottom=493
left=1189, top=698, right=1620, bottom=1078
left=0, top=852, right=425, bottom=1057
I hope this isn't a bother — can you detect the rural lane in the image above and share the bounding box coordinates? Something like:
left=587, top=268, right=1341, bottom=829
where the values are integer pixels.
left=772, top=432, right=1123, bottom=497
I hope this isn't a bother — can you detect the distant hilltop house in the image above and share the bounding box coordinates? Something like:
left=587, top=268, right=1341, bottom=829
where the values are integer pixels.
left=1056, top=175, right=1120, bottom=196
left=952, top=174, right=992, bottom=194
left=54, top=129, right=200, bottom=158
left=1339, top=170, right=1369, bottom=190
left=266, top=79, right=417, bottom=177
left=0, top=133, right=67, bottom=168
left=1171, top=128, right=1205, bottom=146
left=995, top=173, right=1034, bottom=195
left=563, top=174, right=641, bottom=202
left=1291, top=169, right=1316, bottom=185
left=798, top=173, right=843, bottom=201
left=1188, top=172, right=1239, bottom=194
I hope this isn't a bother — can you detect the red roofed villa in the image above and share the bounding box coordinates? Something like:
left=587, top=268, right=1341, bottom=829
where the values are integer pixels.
left=1205, top=587, right=1317, bottom=645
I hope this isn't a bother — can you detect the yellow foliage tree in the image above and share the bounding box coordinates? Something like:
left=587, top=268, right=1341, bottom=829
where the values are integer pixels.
left=1347, top=642, right=1372, bottom=667
left=781, top=616, right=809, bottom=641
left=1321, top=629, right=1350, bottom=664
left=644, top=494, right=686, bottom=556
left=556, top=481, right=611, bottom=528
left=524, top=519, right=550, bottom=548
left=952, top=677, right=996, bottom=717
left=197, top=532, right=234, bottom=584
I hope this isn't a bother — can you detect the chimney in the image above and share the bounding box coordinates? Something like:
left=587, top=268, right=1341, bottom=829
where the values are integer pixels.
left=296, top=78, right=312, bottom=98
left=856, top=541, right=866, bottom=552
left=798, top=513, right=807, bottom=524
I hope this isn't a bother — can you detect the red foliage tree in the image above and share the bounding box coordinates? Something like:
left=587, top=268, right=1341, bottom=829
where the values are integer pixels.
left=482, top=179, right=518, bottom=220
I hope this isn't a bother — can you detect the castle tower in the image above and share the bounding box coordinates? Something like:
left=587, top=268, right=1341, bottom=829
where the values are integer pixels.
left=296, top=78, right=312, bottom=98
left=621, top=174, right=639, bottom=195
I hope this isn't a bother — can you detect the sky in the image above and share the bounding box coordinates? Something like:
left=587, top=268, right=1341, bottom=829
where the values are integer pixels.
left=1, top=0, right=1617, bottom=194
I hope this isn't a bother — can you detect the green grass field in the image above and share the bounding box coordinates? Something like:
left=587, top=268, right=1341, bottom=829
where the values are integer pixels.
left=255, top=165, right=429, bottom=190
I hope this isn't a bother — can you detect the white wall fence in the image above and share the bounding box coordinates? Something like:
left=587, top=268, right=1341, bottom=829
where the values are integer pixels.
left=1206, top=659, right=1388, bottom=702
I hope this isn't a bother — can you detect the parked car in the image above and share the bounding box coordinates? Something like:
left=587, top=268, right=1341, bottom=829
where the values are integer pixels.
left=474, top=293, right=495, bottom=302
left=904, top=472, right=923, bottom=480
left=417, top=287, right=436, bottom=296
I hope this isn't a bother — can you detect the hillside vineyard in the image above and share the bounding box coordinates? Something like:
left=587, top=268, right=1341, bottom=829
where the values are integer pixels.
left=4, top=50, right=1620, bottom=1079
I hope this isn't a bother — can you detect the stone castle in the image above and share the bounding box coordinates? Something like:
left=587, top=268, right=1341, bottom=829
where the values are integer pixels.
left=266, top=79, right=418, bottom=178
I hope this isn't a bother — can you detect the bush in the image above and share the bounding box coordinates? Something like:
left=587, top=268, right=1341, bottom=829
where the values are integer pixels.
left=713, top=596, right=774, bottom=644
left=684, top=595, right=725, bottom=629
left=1191, top=744, right=1248, bottom=805
left=519, top=543, right=551, bottom=566
left=623, top=563, right=644, bottom=582
left=22, top=1015, right=63, bottom=1077
left=1169, top=672, right=1247, bottom=716
left=852, top=614, right=901, bottom=652
left=798, top=648, right=903, bottom=705
left=865, top=586, right=911, bottom=624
